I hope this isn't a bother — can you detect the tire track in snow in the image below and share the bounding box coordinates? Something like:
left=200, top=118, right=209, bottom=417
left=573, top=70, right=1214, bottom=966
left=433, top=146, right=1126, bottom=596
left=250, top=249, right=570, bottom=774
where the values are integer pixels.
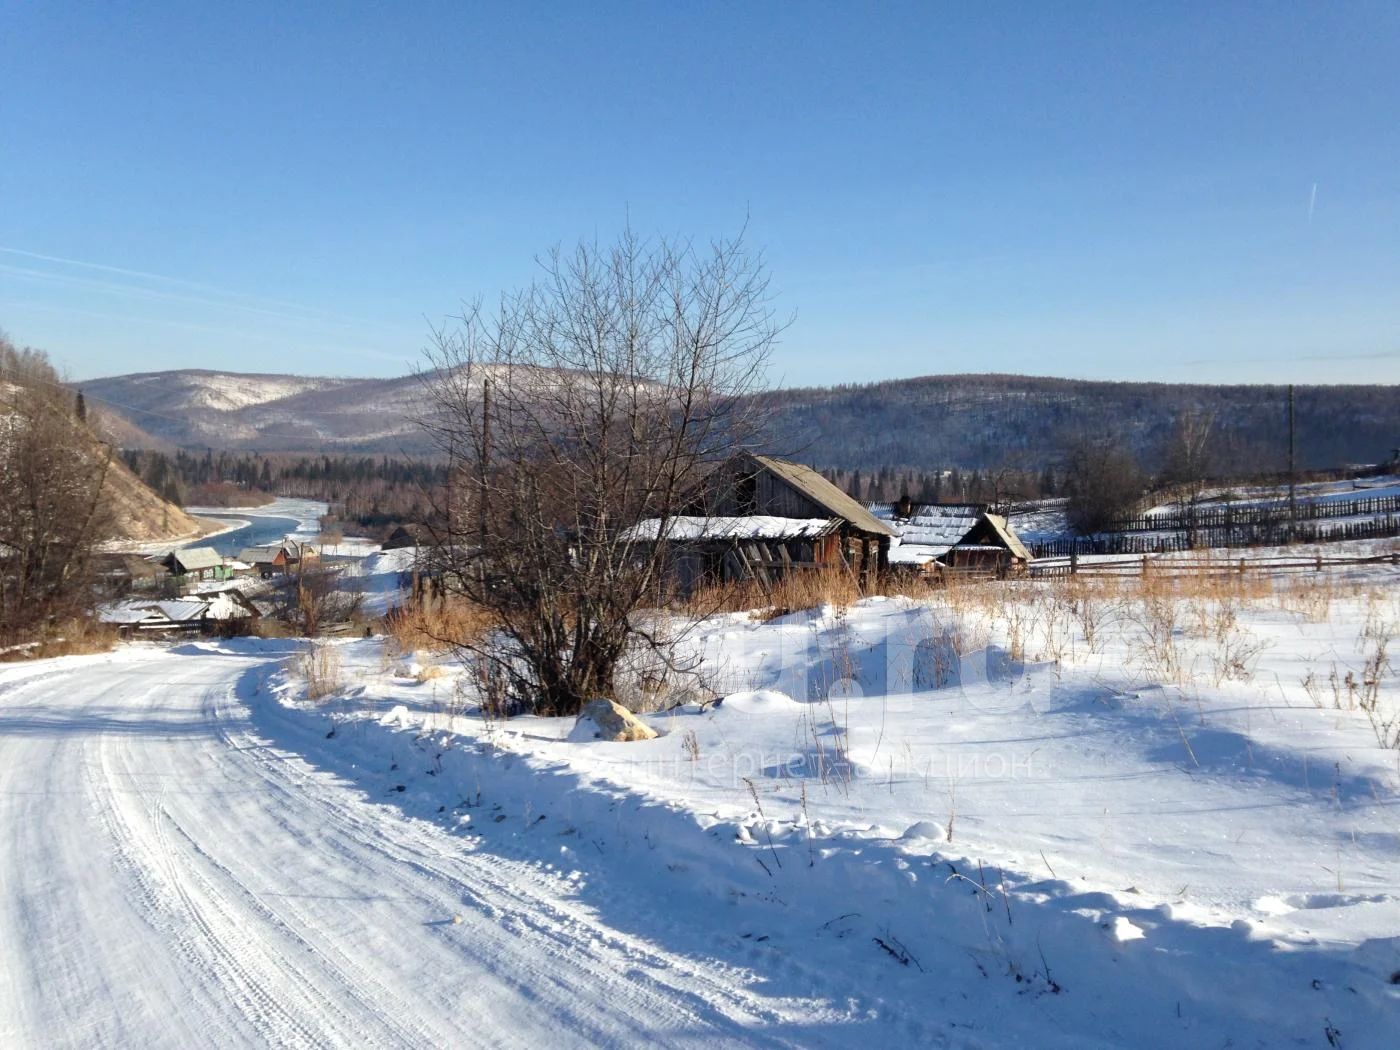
left=77, top=658, right=408, bottom=1047
left=87, top=676, right=316, bottom=1047
left=213, top=680, right=857, bottom=1044
left=7, top=647, right=863, bottom=1047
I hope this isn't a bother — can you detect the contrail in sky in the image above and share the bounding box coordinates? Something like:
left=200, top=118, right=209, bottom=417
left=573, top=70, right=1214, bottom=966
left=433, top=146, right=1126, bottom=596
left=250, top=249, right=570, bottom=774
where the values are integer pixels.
left=0, top=244, right=398, bottom=332
left=1308, top=182, right=1317, bottom=223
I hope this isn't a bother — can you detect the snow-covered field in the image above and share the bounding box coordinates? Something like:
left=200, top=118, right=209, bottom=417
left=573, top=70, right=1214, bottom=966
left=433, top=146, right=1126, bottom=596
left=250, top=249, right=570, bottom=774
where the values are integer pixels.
left=3, top=560, right=1399, bottom=1046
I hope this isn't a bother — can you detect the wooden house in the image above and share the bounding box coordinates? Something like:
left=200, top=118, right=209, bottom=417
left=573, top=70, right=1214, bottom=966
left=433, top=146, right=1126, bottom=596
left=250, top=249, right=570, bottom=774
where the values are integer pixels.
left=629, top=453, right=896, bottom=591
left=161, top=546, right=232, bottom=584
left=99, top=587, right=260, bottom=637
left=238, top=540, right=317, bottom=578
left=95, top=553, right=170, bottom=594
left=712, top=454, right=895, bottom=577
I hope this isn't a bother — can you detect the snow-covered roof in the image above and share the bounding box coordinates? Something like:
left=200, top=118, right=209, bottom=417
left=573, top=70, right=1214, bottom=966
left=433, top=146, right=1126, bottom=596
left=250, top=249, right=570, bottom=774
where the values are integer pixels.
left=100, top=599, right=208, bottom=625
left=871, top=503, right=1031, bottom=563
left=149, top=600, right=209, bottom=621
left=977, top=513, right=1033, bottom=562
left=203, top=590, right=258, bottom=620
left=100, top=603, right=159, bottom=625
left=870, top=503, right=983, bottom=558
left=625, top=515, right=839, bottom=543
left=887, top=545, right=939, bottom=566
left=100, top=589, right=258, bottom=626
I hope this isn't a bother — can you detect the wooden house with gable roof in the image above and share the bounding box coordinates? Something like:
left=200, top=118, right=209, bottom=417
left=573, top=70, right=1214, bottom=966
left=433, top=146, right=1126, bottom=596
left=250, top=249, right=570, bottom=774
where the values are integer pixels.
left=628, top=452, right=896, bottom=591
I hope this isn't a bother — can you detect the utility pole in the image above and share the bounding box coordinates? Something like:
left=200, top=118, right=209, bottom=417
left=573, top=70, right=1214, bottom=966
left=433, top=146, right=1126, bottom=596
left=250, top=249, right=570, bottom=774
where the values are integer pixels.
left=1287, top=384, right=1297, bottom=536
left=478, top=376, right=491, bottom=586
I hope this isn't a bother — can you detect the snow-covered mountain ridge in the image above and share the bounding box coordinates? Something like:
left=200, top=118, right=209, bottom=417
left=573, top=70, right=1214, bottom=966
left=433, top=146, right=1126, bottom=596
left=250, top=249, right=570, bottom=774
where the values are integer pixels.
left=78, top=367, right=1400, bottom=471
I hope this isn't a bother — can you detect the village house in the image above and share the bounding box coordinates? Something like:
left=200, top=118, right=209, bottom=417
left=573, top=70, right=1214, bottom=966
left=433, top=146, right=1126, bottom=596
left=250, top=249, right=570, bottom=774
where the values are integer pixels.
left=238, top=540, right=318, bottom=578
left=628, top=452, right=896, bottom=592
left=94, top=553, right=170, bottom=594
left=161, top=546, right=232, bottom=584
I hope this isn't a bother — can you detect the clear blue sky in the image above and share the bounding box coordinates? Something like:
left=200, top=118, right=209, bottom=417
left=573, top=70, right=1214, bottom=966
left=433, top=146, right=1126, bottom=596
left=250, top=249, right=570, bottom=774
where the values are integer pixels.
left=2, top=2, right=1397, bottom=386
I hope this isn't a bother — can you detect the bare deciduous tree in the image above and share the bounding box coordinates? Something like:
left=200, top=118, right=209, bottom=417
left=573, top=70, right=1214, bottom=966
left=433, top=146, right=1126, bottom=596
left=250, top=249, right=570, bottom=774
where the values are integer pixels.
left=1060, top=430, right=1145, bottom=536
left=0, top=337, right=114, bottom=645
left=1160, top=410, right=1216, bottom=544
left=275, top=565, right=364, bottom=638
left=421, top=230, right=779, bottom=716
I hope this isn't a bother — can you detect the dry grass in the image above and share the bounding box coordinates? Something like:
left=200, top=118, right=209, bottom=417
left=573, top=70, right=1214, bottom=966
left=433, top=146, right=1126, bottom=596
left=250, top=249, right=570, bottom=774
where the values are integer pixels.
left=301, top=642, right=343, bottom=701
left=0, top=619, right=118, bottom=662
left=685, top=567, right=868, bottom=620
left=383, top=598, right=496, bottom=656
left=683, top=566, right=952, bottom=622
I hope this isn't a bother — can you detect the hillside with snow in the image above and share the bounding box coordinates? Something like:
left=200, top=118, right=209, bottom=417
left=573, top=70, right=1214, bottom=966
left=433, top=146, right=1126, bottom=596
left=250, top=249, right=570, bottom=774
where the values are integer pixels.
left=78, top=368, right=1400, bottom=470
left=78, top=369, right=431, bottom=451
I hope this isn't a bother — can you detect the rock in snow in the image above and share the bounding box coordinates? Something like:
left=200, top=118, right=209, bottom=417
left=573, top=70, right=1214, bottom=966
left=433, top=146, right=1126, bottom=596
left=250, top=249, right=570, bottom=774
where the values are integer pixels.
left=567, top=698, right=658, bottom=743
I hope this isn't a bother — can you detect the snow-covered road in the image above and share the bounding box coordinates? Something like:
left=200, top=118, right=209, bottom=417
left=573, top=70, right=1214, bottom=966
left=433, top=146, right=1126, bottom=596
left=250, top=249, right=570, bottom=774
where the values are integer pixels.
left=0, top=648, right=826, bottom=1049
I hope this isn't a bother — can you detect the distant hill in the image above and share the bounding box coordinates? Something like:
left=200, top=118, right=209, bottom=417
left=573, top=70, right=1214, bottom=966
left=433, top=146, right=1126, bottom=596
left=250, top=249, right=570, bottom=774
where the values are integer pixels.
left=77, top=369, right=430, bottom=452
left=752, top=374, right=1400, bottom=474
left=78, top=368, right=1400, bottom=473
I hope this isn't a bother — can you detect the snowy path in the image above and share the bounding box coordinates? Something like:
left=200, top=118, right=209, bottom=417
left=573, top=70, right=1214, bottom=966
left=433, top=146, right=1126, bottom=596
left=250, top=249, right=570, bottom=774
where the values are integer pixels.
left=0, top=649, right=831, bottom=1049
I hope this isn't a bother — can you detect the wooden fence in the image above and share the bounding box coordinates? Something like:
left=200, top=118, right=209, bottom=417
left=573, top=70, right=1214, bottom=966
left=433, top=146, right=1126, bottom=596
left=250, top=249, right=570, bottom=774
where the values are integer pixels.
left=1028, top=550, right=1400, bottom=581
left=1100, top=493, right=1400, bottom=534
left=1030, top=514, right=1400, bottom=559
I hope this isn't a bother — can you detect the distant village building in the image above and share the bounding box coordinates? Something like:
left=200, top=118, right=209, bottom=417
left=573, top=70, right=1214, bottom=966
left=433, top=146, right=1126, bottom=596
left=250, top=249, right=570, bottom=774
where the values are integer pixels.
left=95, top=553, right=169, bottom=594
left=161, top=546, right=231, bottom=583
left=238, top=540, right=317, bottom=578
left=101, top=587, right=261, bottom=637
left=382, top=524, right=433, bottom=551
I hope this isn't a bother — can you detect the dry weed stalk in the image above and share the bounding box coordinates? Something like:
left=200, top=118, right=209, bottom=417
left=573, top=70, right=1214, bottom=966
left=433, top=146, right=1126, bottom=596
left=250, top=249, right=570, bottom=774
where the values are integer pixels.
left=302, top=642, right=342, bottom=701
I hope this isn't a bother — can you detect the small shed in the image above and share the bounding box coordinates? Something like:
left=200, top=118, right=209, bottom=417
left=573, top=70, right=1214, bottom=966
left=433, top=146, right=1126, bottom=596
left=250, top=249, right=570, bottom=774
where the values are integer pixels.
left=201, top=587, right=262, bottom=627
left=872, top=503, right=1031, bottom=578
left=944, top=513, right=1032, bottom=575
left=382, top=524, right=433, bottom=551
left=624, top=515, right=841, bottom=592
